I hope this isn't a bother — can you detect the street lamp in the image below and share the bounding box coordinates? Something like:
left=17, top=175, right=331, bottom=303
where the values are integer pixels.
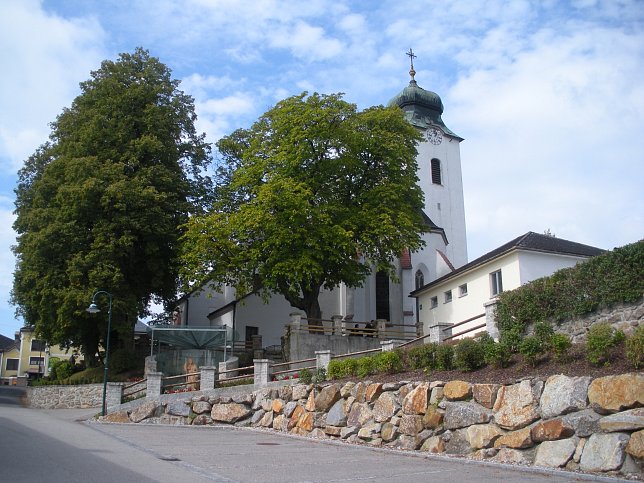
left=86, top=290, right=112, bottom=416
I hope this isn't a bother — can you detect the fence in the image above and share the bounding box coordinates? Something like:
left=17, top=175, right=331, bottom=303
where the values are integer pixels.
left=116, top=315, right=490, bottom=406
left=287, top=315, right=417, bottom=340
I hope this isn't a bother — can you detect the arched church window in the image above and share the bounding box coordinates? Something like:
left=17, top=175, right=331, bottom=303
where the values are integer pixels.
left=415, top=270, right=424, bottom=290
left=431, top=158, right=442, bottom=185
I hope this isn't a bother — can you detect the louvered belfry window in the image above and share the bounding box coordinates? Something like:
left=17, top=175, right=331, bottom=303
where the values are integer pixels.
left=431, top=158, right=442, bottom=185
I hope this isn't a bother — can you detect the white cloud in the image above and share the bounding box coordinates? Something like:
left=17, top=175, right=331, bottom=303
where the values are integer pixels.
left=0, top=0, right=107, bottom=172
left=194, top=93, right=256, bottom=143
left=449, top=20, right=644, bottom=257
left=269, top=21, right=344, bottom=61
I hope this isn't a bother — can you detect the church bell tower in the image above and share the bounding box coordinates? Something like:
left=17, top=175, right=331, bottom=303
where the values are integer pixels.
left=388, top=49, right=468, bottom=271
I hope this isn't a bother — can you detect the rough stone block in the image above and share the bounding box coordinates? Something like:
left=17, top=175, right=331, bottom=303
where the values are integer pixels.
left=540, top=375, right=590, bottom=419
left=444, top=380, right=472, bottom=401
left=493, top=380, right=540, bottom=430
left=580, top=432, right=630, bottom=472
left=588, top=373, right=644, bottom=414
left=535, top=437, right=578, bottom=468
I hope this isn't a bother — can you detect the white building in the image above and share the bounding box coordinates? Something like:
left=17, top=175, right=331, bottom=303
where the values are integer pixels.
left=410, top=232, right=603, bottom=342
left=176, top=62, right=469, bottom=348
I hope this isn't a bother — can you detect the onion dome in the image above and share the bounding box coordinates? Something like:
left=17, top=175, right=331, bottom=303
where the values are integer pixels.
left=388, top=62, right=461, bottom=139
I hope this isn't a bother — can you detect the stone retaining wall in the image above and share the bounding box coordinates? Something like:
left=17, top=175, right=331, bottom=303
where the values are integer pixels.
left=103, top=373, right=643, bottom=479
left=26, top=382, right=123, bottom=409
left=555, top=299, right=644, bottom=343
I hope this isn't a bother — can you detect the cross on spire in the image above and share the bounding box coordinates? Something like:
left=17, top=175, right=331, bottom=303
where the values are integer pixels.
left=406, top=48, right=416, bottom=70
left=406, top=48, right=417, bottom=83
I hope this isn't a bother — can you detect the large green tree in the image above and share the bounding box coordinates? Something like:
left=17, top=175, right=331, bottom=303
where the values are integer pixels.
left=12, top=48, right=211, bottom=362
left=181, top=92, right=425, bottom=325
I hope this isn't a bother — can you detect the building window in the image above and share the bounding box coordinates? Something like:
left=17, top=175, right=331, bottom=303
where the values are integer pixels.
left=415, top=270, right=424, bottom=290
left=5, top=359, right=18, bottom=371
left=31, top=339, right=45, bottom=352
left=29, top=357, right=44, bottom=366
left=444, top=290, right=453, bottom=303
left=459, top=283, right=468, bottom=297
left=490, top=270, right=503, bottom=296
left=430, top=296, right=438, bottom=309
left=431, top=158, right=442, bottom=185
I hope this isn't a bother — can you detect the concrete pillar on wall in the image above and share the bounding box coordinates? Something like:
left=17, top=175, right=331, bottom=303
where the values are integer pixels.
left=484, top=299, right=500, bottom=341
left=200, top=366, right=217, bottom=390
left=146, top=372, right=163, bottom=399
left=290, top=312, right=302, bottom=330
left=376, top=319, right=387, bottom=338
left=380, top=340, right=396, bottom=352
left=144, top=355, right=157, bottom=377
left=331, top=315, right=344, bottom=335
left=315, top=350, right=332, bottom=372
left=429, top=323, right=452, bottom=343
left=106, top=382, right=123, bottom=410
left=253, top=359, right=272, bottom=388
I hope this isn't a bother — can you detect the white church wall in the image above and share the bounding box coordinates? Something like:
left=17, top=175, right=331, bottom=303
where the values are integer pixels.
left=232, top=294, right=294, bottom=348
left=176, top=286, right=229, bottom=328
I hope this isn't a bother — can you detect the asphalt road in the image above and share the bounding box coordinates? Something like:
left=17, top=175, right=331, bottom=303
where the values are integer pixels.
left=0, top=387, right=631, bottom=483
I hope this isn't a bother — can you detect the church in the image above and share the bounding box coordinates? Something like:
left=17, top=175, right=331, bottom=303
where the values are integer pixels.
left=172, top=53, right=470, bottom=348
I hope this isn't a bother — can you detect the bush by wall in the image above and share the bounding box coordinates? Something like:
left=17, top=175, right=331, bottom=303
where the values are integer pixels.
left=495, top=240, right=644, bottom=336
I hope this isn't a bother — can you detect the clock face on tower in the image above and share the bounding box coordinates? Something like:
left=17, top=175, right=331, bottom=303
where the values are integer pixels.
left=425, top=127, right=443, bottom=145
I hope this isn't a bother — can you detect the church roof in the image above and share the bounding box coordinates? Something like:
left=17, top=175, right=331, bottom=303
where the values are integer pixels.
left=388, top=77, right=462, bottom=139
left=421, top=210, right=448, bottom=245
left=410, top=231, right=603, bottom=295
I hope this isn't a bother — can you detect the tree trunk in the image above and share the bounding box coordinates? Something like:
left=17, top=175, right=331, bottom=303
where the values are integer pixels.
left=283, top=284, right=323, bottom=332
left=301, top=288, right=322, bottom=334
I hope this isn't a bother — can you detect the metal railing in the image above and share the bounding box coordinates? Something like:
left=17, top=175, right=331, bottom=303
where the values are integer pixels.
left=122, top=378, right=147, bottom=401
left=216, top=365, right=254, bottom=385
left=162, top=372, right=200, bottom=392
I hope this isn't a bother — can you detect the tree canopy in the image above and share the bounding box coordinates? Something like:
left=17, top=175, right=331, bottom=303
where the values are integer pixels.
left=181, top=92, right=425, bottom=323
left=12, top=48, right=211, bottom=361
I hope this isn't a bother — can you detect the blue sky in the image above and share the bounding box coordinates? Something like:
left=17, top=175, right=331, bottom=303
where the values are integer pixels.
left=1, top=0, right=643, bottom=337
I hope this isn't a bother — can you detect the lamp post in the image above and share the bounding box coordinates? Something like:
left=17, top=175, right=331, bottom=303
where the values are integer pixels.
left=86, top=290, right=112, bottom=416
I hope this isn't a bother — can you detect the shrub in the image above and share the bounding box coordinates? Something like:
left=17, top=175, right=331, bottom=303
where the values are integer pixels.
left=453, top=338, right=485, bottom=372
left=312, top=368, right=327, bottom=383
left=435, top=344, right=454, bottom=371
left=550, top=333, right=572, bottom=362
left=51, top=360, right=74, bottom=381
left=499, top=327, right=523, bottom=354
left=327, top=358, right=358, bottom=379
left=373, top=351, right=403, bottom=374
left=298, top=368, right=312, bottom=384
left=625, top=325, right=644, bottom=369
left=407, top=343, right=438, bottom=370
left=356, top=356, right=376, bottom=378
left=483, top=340, right=513, bottom=368
left=533, top=321, right=554, bottom=350
left=519, top=336, right=544, bottom=367
left=586, top=322, right=625, bottom=366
